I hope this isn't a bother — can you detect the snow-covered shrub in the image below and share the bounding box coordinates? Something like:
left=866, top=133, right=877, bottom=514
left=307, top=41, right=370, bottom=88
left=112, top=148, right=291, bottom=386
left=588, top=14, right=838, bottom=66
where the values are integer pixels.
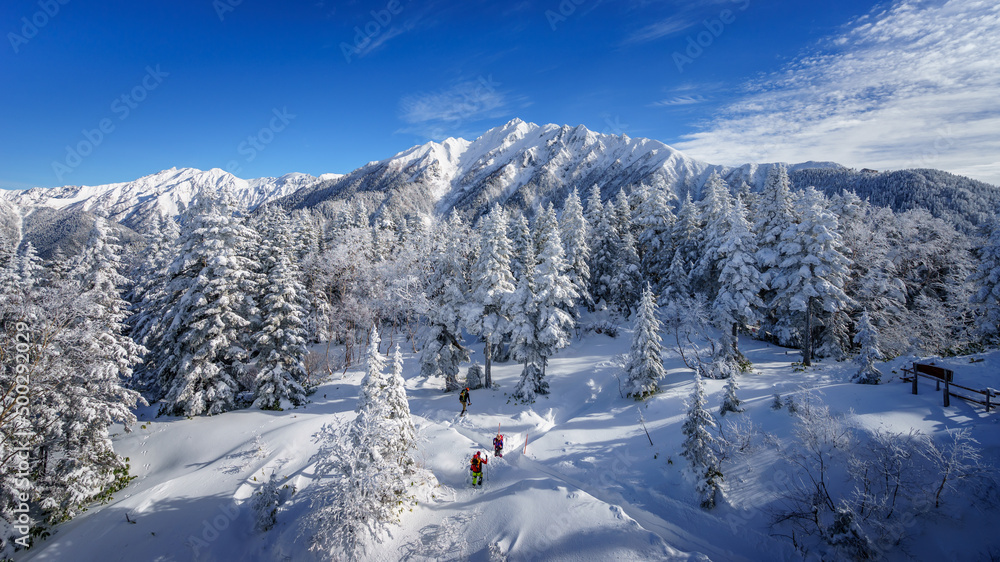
left=772, top=401, right=995, bottom=560
left=465, top=363, right=484, bottom=390
left=719, top=376, right=744, bottom=416
left=252, top=472, right=280, bottom=532
left=852, top=310, right=883, bottom=384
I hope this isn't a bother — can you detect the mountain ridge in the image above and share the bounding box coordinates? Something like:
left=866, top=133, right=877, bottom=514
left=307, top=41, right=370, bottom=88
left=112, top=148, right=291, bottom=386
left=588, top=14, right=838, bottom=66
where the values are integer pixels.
left=3, top=118, right=997, bottom=258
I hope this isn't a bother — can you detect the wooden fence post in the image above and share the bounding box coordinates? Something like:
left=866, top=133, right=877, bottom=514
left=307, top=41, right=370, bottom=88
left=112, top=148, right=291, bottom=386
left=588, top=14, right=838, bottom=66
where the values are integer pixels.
left=943, top=378, right=950, bottom=407
left=912, top=371, right=918, bottom=395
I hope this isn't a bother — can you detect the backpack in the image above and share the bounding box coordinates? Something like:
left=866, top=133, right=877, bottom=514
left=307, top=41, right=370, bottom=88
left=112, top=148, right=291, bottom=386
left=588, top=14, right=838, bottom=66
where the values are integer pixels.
left=494, top=436, right=503, bottom=449
left=459, top=389, right=469, bottom=402
left=470, top=456, right=482, bottom=471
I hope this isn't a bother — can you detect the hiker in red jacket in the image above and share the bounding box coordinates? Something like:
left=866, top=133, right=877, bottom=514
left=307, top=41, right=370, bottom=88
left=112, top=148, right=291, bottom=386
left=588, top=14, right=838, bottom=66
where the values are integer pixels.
left=470, top=451, right=488, bottom=486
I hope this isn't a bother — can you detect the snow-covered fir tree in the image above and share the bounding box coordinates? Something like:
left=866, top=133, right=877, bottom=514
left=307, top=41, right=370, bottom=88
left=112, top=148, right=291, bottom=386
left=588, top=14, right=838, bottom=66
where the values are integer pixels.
left=692, top=172, right=734, bottom=295
left=681, top=373, right=723, bottom=509
left=419, top=213, right=470, bottom=392
left=755, top=165, right=798, bottom=340
left=465, top=204, right=516, bottom=389
left=611, top=228, right=643, bottom=317
left=251, top=207, right=309, bottom=410
left=507, top=213, right=542, bottom=401
left=671, top=192, right=701, bottom=289
left=150, top=192, right=260, bottom=416
left=712, top=197, right=764, bottom=358
left=308, top=328, right=426, bottom=558
left=769, top=187, right=852, bottom=365
left=633, top=182, right=676, bottom=295
left=588, top=201, right=619, bottom=311
left=559, top=187, right=593, bottom=310
left=625, top=284, right=666, bottom=400
left=852, top=310, right=883, bottom=384
left=511, top=207, right=577, bottom=403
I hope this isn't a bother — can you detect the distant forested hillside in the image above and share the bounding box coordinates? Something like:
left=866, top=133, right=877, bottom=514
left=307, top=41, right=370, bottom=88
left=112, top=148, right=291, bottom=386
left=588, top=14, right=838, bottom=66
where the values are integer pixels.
left=790, top=168, right=1000, bottom=233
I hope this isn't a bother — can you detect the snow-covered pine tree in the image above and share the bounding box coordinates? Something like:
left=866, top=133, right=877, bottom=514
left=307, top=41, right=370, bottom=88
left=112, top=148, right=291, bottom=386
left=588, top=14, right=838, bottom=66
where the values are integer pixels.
left=560, top=187, right=593, bottom=310
left=769, top=187, right=852, bottom=366
left=153, top=191, right=259, bottom=416
left=584, top=183, right=604, bottom=230
left=39, top=219, right=145, bottom=520
left=384, top=343, right=418, bottom=473
left=672, top=192, right=702, bottom=287
left=719, top=376, right=744, bottom=416
left=511, top=207, right=577, bottom=403
left=251, top=207, right=309, bottom=410
left=625, top=284, right=666, bottom=400
left=465, top=205, right=516, bottom=389
left=127, top=215, right=181, bottom=395
left=681, top=374, right=723, bottom=509
left=664, top=247, right=691, bottom=300
left=755, top=165, right=798, bottom=340
left=712, top=197, right=764, bottom=358
left=507, top=214, right=542, bottom=402
left=308, top=331, right=426, bottom=558
left=633, top=182, right=676, bottom=295
left=611, top=228, right=643, bottom=317
left=969, top=218, right=1000, bottom=342
left=588, top=202, right=620, bottom=311
left=691, top=172, right=733, bottom=296
left=852, top=310, right=883, bottom=384
left=418, top=213, right=470, bottom=392
left=308, top=415, right=413, bottom=559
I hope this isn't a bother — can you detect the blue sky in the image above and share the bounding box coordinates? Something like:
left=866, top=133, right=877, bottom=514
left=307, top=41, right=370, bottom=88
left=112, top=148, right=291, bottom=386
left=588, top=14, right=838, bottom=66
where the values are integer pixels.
left=2, top=0, right=998, bottom=189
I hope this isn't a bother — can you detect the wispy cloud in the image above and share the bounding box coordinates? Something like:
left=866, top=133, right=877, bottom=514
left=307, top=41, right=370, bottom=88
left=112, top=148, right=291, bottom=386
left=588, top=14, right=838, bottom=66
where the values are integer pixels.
left=622, top=14, right=695, bottom=44
left=652, top=94, right=708, bottom=106
left=397, top=76, right=522, bottom=139
left=674, top=0, right=1000, bottom=185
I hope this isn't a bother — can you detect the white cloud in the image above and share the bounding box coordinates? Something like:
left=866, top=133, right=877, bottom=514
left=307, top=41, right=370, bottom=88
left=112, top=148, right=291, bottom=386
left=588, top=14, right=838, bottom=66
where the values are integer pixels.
left=674, top=0, right=1000, bottom=185
left=398, top=76, right=519, bottom=139
left=653, top=94, right=708, bottom=106
left=623, top=15, right=695, bottom=44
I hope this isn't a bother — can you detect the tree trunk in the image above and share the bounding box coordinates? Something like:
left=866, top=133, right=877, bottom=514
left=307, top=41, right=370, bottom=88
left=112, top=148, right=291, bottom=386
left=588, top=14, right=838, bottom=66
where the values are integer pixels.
left=803, top=297, right=814, bottom=367
left=484, top=340, right=493, bottom=389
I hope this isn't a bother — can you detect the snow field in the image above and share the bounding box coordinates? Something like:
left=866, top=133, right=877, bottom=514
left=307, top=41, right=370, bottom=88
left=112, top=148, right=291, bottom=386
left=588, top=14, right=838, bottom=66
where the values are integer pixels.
left=20, top=329, right=1000, bottom=561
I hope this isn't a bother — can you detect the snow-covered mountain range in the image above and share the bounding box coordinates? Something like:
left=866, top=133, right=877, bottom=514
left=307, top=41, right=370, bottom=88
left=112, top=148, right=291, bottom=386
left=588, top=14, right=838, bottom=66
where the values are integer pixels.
left=278, top=118, right=841, bottom=218
left=3, top=118, right=996, bottom=256
left=0, top=167, right=339, bottom=231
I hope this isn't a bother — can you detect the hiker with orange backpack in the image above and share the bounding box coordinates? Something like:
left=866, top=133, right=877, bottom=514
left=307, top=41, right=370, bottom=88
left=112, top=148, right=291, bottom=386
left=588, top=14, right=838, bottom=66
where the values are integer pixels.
left=459, top=387, right=470, bottom=416
left=470, top=451, right=488, bottom=486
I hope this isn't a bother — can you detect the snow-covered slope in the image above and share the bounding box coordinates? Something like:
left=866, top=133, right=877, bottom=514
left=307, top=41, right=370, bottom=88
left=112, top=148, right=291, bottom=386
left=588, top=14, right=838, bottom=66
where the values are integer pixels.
left=1, top=168, right=328, bottom=230
left=20, top=328, right=1000, bottom=561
